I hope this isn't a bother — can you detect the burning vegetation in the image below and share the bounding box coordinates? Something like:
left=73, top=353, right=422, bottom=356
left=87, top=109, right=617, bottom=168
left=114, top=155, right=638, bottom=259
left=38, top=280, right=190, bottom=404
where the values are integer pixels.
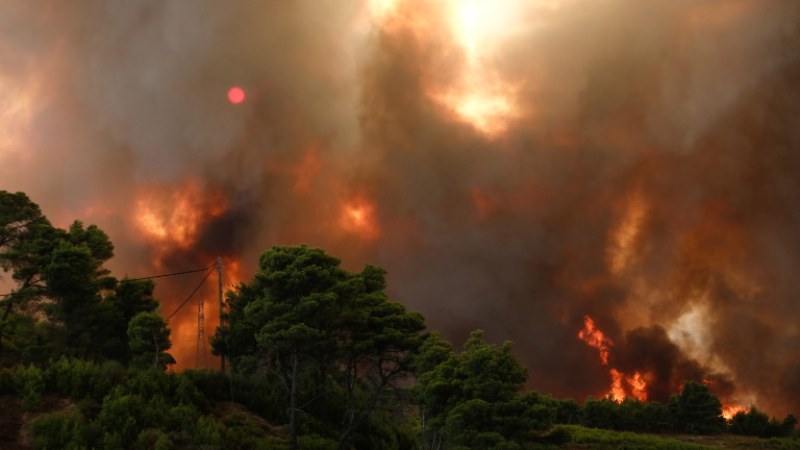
left=1, top=0, right=799, bottom=423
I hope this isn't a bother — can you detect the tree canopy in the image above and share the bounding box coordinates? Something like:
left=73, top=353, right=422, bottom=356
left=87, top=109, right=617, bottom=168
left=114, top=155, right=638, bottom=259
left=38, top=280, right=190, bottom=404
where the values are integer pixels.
left=213, top=245, right=426, bottom=449
left=0, top=191, right=161, bottom=365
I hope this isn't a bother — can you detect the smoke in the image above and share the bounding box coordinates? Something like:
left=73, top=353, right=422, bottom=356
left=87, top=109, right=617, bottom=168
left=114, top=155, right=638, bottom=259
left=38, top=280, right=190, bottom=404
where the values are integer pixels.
left=1, top=0, right=798, bottom=415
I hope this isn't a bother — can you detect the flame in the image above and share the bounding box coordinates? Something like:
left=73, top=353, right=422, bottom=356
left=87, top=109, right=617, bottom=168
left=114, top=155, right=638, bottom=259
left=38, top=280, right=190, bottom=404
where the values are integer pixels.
left=433, top=0, right=524, bottom=136
left=722, top=404, right=747, bottom=421
left=134, top=182, right=228, bottom=254
left=608, top=368, right=626, bottom=402
left=222, top=257, right=243, bottom=288
left=340, top=198, right=380, bottom=239
left=367, top=0, right=399, bottom=22
left=626, top=371, right=648, bottom=401
left=579, top=315, right=649, bottom=402
left=578, top=315, right=614, bottom=365
left=608, top=192, right=648, bottom=275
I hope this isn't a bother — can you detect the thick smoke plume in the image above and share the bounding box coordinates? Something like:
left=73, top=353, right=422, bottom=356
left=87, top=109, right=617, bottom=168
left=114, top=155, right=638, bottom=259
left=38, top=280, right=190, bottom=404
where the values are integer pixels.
left=1, top=0, right=798, bottom=415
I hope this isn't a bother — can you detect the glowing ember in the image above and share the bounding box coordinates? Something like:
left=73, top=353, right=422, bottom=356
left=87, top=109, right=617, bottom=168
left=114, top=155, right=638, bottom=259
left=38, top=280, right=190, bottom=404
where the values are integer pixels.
left=578, top=315, right=614, bottom=365
left=227, top=86, right=246, bottom=104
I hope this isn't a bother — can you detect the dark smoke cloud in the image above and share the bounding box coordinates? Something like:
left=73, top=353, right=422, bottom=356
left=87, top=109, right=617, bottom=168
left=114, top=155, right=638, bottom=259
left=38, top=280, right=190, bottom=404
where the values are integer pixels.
left=1, top=0, right=798, bottom=415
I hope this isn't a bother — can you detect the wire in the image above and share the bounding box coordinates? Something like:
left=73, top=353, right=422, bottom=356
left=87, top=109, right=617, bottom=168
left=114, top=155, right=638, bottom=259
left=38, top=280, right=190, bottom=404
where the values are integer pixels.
left=0, top=262, right=217, bottom=297
left=166, top=266, right=216, bottom=321
left=120, top=262, right=216, bottom=282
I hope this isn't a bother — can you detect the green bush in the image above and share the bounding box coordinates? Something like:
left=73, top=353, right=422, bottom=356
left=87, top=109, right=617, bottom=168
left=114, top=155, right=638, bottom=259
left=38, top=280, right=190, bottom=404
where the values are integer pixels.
left=134, top=428, right=173, bottom=450
left=560, top=424, right=715, bottom=450
left=296, top=434, right=338, bottom=450
left=97, top=389, right=147, bottom=446
left=166, top=403, right=201, bottom=433
left=194, top=415, right=226, bottom=448
left=43, top=358, right=118, bottom=401
left=16, top=364, right=45, bottom=410
left=29, top=411, right=84, bottom=449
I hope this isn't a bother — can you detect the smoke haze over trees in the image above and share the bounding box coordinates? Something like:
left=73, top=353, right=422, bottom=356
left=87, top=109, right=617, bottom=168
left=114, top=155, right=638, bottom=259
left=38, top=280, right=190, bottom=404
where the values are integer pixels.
left=1, top=0, right=799, bottom=416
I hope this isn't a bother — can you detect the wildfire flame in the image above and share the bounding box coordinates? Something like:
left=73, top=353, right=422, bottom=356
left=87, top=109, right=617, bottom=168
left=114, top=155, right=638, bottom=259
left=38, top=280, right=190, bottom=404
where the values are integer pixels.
left=608, top=192, right=648, bottom=275
left=579, top=315, right=648, bottom=402
left=134, top=183, right=228, bottom=263
left=436, top=0, right=523, bottom=136
left=578, top=315, right=613, bottom=365
left=340, top=198, right=380, bottom=239
left=722, top=404, right=747, bottom=421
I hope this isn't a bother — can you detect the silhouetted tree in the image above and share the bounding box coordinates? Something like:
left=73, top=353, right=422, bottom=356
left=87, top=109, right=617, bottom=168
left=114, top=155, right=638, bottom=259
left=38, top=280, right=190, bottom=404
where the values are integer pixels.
left=415, top=330, right=550, bottom=449
left=127, top=311, right=174, bottom=371
left=670, top=381, right=724, bottom=434
left=213, top=245, right=425, bottom=450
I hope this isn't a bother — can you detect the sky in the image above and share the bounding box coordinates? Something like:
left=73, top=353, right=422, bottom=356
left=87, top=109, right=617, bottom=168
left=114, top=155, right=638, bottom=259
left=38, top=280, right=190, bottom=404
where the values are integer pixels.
left=1, top=0, right=799, bottom=416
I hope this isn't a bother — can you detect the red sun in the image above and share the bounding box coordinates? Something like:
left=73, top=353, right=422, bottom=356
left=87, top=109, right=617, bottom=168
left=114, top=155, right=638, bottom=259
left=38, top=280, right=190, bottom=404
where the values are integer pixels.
left=227, top=86, right=246, bottom=104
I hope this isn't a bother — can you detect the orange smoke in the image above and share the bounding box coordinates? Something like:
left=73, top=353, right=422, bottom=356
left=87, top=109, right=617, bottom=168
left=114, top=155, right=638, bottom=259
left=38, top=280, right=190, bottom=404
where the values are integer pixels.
left=579, top=315, right=648, bottom=402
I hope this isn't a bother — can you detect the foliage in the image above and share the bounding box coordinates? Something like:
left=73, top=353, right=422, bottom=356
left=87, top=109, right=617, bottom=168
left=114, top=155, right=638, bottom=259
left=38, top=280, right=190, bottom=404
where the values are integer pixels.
left=0, top=191, right=161, bottom=365
left=558, top=424, right=716, bottom=450
left=127, top=311, right=175, bottom=371
left=213, top=245, right=426, bottom=449
left=415, top=330, right=551, bottom=449
left=670, top=381, right=725, bottom=434
left=729, top=406, right=797, bottom=438
left=29, top=411, right=89, bottom=450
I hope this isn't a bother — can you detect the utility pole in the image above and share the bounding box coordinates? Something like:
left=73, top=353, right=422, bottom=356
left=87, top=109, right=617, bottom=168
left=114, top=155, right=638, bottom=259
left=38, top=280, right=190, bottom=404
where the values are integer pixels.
left=196, top=297, right=207, bottom=369
left=217, top=256, right=225, bottom=372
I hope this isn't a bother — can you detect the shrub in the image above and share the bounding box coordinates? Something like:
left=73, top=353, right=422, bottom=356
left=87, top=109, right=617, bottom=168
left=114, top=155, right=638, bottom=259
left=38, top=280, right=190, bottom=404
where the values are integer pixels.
left=15, top=364, right=44, bottom=410
left=134, top=428, right=173, bottom=450
left=29, top=411, right=84, bottom=449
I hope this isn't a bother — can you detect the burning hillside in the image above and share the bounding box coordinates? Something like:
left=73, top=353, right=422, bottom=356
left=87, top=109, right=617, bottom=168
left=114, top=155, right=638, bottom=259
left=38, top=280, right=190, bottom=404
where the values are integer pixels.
left=1, top=0, right=798, bottom=416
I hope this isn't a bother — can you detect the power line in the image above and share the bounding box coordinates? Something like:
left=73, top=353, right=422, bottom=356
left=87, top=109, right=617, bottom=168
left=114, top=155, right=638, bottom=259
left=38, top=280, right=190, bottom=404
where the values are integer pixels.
left=120, top=262, right=216, bottom=282
left=166, top=266, right=215, bottom=321
left=0, top=262, right=216, bottom=297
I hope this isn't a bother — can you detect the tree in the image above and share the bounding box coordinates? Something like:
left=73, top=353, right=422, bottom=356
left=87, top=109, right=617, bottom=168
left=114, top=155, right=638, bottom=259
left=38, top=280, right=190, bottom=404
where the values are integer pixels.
left=213, top=245, right=426, bottom=450
left=730, top=407, right=798, bottom=438
left=42, top=226, right=117, bottom=359
left=106, top=279, right=160, bottom=363
left=333, top=264, right=425, bottom=448
left=669, top=381, right=724, bottom=434
left=127, top=311, right=175, bottom=371
left=582, top=396, right=617, bottom=430
left=1, top=191, right=173, bottom=368
left=251, top=246, right=345, bottom=450
left=415, top=330, right=549, bottom=449
left=0, top=191, right=56, bottom=361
